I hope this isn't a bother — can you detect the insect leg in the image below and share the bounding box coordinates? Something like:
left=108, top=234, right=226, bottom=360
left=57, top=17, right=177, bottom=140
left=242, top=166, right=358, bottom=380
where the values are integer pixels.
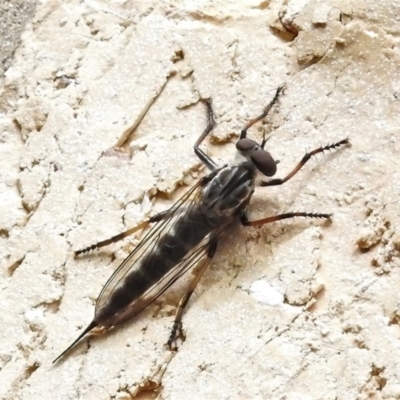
left=194, top=99, right=218, bottom=170
left=167, top=237, right=218, bottom=350
left=74, top=209, right=171, bottom=256
left=240, top=85, right=285, bottom=140
left=261, top=139, right=350, bottom=187
left=241, top=211, right=331, bottom=227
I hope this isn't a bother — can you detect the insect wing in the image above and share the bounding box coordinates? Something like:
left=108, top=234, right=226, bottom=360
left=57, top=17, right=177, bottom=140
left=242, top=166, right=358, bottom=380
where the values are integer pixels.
left=106, top=229, right=222, bottom=326
left=95, top=179, right=209, bottom=322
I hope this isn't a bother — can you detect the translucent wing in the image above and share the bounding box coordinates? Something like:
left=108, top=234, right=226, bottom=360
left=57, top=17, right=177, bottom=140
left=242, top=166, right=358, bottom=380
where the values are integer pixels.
left=93, top=175, right=228, bottom=327
left=53, top=177, right=226, bottom=364
left=103, top=225, right=227, bottom=326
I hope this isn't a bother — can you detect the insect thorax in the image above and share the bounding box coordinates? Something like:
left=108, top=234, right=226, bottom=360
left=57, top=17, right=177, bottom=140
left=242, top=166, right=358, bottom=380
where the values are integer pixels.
left=201, top=164, right=255, bottom=221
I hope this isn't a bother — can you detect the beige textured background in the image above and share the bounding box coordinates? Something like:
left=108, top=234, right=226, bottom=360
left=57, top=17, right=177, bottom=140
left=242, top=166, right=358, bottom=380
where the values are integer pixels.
left=1, top=1, right=400, bottom=399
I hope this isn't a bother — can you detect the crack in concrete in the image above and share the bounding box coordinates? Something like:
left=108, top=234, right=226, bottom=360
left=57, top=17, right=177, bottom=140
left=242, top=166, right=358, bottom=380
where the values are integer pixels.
left=116, top=63, right=180, bottom=150
left=245, top=311, right=304, bottom=364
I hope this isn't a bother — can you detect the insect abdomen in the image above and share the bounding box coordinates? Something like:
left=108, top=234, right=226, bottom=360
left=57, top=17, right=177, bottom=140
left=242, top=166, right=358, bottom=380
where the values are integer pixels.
left=95, top=207, right=214, bottom=325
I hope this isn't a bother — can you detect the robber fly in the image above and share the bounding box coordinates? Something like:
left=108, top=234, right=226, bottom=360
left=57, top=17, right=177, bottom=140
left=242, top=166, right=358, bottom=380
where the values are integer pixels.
left=53, top=86, right=349, bottom=363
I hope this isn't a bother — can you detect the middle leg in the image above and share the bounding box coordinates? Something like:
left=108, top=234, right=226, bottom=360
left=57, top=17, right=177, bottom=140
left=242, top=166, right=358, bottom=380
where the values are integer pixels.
left=74, top=209, right=172, bottom=256
left=241, top=211, right=331, bottom=227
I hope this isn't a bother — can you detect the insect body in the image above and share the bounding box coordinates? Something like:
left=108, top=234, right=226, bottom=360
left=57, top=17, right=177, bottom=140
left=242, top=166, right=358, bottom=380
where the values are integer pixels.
left=53, top=86, right=349, bottom=363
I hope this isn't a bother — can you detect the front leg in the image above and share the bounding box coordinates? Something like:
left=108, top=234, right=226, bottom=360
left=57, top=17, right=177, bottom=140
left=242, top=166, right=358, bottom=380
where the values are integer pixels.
left=194, top=99, right=218, bottom=171
left=261, top=139, right=350, bottom=187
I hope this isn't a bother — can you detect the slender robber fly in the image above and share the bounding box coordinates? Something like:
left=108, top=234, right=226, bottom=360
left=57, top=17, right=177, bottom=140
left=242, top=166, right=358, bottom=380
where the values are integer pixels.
left=53, top=86, right=349, bottom=363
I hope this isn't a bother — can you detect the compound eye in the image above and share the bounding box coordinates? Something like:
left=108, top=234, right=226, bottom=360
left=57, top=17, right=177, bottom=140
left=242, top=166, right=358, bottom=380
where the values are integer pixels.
left=251, top=150, right=277, bottom=176
left=236, top=138, right=258, bottom=153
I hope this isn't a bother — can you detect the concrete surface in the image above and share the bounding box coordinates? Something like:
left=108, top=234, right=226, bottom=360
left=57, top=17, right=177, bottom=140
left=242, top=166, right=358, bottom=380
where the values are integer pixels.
left=0, top=0, right=38, bottom=78
left=1, top=0, right=400, bottom=399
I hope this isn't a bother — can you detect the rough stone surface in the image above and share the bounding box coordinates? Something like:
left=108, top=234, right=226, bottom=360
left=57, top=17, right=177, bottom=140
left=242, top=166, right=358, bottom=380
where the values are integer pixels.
left=0, top=0, right=38, bottom=78
left=1, top=0, right=400, bottom=399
